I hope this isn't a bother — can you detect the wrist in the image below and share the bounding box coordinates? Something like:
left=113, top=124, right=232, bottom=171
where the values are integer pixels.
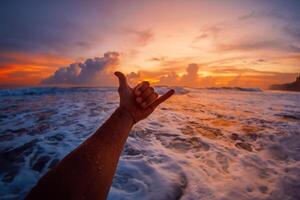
left=116, top=107, right=136, bottom=125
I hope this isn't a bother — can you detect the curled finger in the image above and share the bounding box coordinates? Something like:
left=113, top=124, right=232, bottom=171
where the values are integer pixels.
left=141, top=93, right=158, bottom=108
left=134, top=81, right=149, bottom=96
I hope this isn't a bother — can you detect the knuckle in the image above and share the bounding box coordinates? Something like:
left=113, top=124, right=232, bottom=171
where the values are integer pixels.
left=142, top=81, right=150, bottom=88
left=146, top=87, right=152, bottom=93
left=149, top=87, right=154, bottom=93
left=135, top=88, right=141, bottom=96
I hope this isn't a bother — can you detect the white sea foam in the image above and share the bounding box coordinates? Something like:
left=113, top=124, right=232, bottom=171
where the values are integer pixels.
left=0, top=87, right=299, bottom=199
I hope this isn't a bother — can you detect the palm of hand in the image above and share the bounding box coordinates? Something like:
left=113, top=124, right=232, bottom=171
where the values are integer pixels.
left=115, top=72, right=174, bottom=123
left=118, top=86, right=153, bottom=122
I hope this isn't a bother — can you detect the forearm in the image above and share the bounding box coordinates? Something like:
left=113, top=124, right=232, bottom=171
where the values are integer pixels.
left=26, top=107, right=134, bottom=200
left=25, top=71, right=174, bottom=200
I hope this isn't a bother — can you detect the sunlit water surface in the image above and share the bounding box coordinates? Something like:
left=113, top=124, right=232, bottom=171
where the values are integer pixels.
left=0, top=87, right=299, bottom=200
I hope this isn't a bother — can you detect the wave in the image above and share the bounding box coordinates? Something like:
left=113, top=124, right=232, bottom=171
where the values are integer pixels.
left=206, top=87, right=262, bottom=92
left=0, top=87, right=115, bottom=96
left=155, top=86, right=190, bottom=95
left=0, top=86, right=263, bottom=97
left=0, top=86, right=191, bottom=97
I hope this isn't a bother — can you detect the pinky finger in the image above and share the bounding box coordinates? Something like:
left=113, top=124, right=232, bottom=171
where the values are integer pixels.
left=150, top=89, right=175, bottom=109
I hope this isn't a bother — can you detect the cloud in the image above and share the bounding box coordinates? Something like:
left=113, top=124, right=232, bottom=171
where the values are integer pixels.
left=227, top=74, right=242, bottom=86
left=149, top=56, right=166, bottom=62
left=0, top=52, right=70, bottom=67
left=181, top=63, right=200, bottom=85
left=204, top=66, right=298, bottom=88
left=41, top=52, right=120, bottom=86
left=127, top=71, right=140, bottom=79
left=124, top=29, right=154, bottom=46
left=124, top=63, right=202, bottom=87
left=0, top=1, right=110, bottom=57
left=159, top=72, right=180, bottom=86
left=41, top=55, right=298, bottom=89
left=158, top=63, right=201, bottom=87
left=155, top=62, right=297, bottom=89
left=217, top=40, right=300, bottom=53
left=209, top=66, right=296, bottom=76
left=237, top=10, right=289, bottom=21
left=283, top=25, right=300, bottom=41
left=191, top=9, right=300, bottom=54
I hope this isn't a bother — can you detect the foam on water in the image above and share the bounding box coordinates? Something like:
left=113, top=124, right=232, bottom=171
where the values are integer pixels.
left=0, top=87, right=299, bottom=200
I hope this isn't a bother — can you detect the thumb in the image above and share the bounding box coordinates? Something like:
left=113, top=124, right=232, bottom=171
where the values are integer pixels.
left=114, top=71, right=127, bottom=89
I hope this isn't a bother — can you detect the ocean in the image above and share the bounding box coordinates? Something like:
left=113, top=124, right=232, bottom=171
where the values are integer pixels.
left=0, top=87, right=299, bottom=200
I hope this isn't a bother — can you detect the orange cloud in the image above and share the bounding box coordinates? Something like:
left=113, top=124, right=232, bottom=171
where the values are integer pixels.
left=0, top=52, right=71, bottom=87
left=1, top=50, right=297, bottom=90
left=126, top=62, right=298, bottom=89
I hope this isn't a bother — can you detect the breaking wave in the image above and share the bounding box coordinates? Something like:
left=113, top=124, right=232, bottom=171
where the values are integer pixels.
left=0, top=87, right=114, bottom=96
left=206, top=87, right=262, bottom=92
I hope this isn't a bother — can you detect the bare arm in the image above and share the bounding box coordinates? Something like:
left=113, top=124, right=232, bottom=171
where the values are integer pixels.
left=25, top=72, right=174, bottom=200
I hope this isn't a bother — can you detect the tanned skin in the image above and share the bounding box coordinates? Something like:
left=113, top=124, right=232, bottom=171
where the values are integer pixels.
left=25, top=71, right=174, bottom=200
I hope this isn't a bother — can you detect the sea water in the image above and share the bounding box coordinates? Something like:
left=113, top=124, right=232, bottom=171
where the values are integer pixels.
left=0, top=87, right=299, bottom=200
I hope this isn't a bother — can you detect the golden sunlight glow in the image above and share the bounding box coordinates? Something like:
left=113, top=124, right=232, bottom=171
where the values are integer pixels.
left=0, top=1, right=299, bottom=88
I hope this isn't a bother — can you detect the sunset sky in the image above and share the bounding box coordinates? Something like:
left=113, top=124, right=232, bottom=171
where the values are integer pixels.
left=0, top=0, right=300, bottom=89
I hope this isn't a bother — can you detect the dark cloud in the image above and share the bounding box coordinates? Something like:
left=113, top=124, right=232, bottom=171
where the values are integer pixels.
left=41, top=52, right=120, bottom=85
left=0, top=0, right=109, bottom=56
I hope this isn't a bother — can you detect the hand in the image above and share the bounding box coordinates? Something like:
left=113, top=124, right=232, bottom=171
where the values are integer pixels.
left=114, top=71, right=174, bottom=123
